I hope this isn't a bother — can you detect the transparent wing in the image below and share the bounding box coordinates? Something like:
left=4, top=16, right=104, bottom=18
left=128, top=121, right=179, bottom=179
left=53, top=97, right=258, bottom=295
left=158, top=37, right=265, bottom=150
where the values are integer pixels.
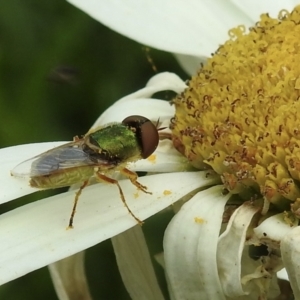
left=11, top=142, right=97, bottom=178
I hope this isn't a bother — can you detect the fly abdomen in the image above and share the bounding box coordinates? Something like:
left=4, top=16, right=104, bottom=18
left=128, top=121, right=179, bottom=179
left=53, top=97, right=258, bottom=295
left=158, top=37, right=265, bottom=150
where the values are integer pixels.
left=30, top=166, right=94, bottom=189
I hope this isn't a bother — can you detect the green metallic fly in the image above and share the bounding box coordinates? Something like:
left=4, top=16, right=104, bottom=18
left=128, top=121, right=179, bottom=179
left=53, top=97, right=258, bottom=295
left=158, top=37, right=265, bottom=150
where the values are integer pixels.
left=11, top=115, right=160, bottom=228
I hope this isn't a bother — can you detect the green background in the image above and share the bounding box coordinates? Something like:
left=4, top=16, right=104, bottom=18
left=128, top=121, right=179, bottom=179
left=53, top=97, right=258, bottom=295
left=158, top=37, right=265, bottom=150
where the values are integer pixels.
left=0, top=0, right=187, bottom=299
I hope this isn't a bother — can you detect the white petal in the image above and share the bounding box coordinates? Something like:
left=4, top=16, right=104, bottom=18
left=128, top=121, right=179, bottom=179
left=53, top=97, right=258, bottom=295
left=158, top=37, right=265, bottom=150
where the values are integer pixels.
left=48, top=252, right=92, bottom=300
left=145, top=72, right=187, bottom=92
left=129, top=139, right=192, bottom=173
left=281, top=226, right=300, bottom=298
left=277, top=268, right=289, bottom=281
left=67, top=0, right=298, bottom=57
left=217, top=202, right=260, bottom=297
left=1, top=138, right=191, bottom=204
left=253, top=213, right=298, bottom=244
left=0, top=142, right=67, bottom=204
left=111, top=226, right=164, bottom=300
left=232, top=1, right=299, bottom=20
left=153, top=253, right=177, bottom=300
left=163, top=185, right=230, bottom=300
left=234, top=248, right=281, bottom=299
left=94, top=72, right=186, bottom=126
left=0, top=171, right=213, bottom=285
left=93, top=98, right=175, bottom=127
left=174, top=53, right=207, bottom=76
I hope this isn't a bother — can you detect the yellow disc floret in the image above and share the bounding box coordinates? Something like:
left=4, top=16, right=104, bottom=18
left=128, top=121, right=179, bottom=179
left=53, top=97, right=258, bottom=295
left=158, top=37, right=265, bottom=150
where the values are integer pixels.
left=172, top=6, right=300, bottom=213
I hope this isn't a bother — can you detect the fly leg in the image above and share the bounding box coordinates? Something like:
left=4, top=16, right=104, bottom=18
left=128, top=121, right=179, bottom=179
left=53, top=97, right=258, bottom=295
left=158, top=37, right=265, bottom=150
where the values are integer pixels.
left=120, top=168, right=151, bottom=195
left=67, top=180, right=89, bottom=229
left=95, top=172, right=143, bottom=225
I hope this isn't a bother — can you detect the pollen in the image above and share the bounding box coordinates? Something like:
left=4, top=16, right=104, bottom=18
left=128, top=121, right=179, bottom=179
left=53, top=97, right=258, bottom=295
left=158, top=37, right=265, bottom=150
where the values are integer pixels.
left=194, top=217, right=206, bottom=224
left=163, top=189, right=172, bottom=196
left=147, top=154, right=157, bottom=163
left=171, top=6, right=300, bottom=212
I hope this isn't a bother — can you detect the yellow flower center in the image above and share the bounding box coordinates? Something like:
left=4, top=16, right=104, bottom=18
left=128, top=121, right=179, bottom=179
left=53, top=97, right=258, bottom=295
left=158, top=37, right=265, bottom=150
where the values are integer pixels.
left=172, top=6, right=300, bottom=214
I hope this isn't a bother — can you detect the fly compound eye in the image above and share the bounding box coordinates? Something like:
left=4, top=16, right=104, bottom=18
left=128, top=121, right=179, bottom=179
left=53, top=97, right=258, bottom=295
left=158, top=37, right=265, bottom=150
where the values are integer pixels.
left=122, top=115, right=159, bottom=159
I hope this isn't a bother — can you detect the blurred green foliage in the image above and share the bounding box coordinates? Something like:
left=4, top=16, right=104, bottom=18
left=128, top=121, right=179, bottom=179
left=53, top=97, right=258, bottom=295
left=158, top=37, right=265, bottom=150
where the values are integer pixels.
left=0, top=0, right=187, bottom=299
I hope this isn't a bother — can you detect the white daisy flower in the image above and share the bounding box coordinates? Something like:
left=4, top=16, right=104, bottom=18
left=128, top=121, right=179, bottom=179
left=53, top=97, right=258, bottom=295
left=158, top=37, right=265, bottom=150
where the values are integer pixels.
left=65, top=1, right=300, bottom=299
left=2, top=1, right=300, bottom=299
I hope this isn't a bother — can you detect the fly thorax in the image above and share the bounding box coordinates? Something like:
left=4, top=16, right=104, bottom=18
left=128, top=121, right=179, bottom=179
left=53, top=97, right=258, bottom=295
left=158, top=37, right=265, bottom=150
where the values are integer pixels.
left=84, top=124, right=142, bottom=163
